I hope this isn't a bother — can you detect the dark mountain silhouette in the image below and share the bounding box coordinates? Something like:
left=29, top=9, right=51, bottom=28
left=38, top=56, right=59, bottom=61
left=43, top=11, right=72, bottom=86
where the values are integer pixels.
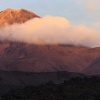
left=0, top=71, right=85, bottom=86
left=2, top=76, right=100, bottom=100
left=0, top=71, right=85, bottom=96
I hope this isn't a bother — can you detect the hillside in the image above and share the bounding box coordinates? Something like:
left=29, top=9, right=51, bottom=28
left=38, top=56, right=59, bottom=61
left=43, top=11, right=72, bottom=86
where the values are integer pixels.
left=83, top=58, right=100, bottom=75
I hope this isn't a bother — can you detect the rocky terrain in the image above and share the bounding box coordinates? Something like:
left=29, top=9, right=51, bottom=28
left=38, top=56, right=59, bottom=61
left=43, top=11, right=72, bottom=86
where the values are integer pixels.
left=0, top=8, right=39, bottom=26
left=83, top=58, right=100, bottom=75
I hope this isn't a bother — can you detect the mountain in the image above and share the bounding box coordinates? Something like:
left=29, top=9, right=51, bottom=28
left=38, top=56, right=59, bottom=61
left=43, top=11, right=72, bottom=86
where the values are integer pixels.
left=0, top=42, right=100, bottom=72
left=0, top=8, right=100, bottom=96
left=83, top=58, right=100, bottom=75
left=0, top=8, right=39, bottom=26
left=0, top=8, right=100, bottom=73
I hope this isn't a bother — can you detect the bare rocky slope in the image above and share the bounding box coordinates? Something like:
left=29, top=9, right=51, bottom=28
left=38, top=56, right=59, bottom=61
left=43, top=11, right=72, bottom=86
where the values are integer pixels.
left=83, top=58, right=100, bottom=75
left=0, top=42, right=100, bottom=72
left=0, top=8, right=100, bottom=73
left=0, top=8, right=39, bottom=26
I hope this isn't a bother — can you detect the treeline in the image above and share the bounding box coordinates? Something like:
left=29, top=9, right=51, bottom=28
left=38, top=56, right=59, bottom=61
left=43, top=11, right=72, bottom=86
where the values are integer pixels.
left=1, top=76, right=100, bottom=100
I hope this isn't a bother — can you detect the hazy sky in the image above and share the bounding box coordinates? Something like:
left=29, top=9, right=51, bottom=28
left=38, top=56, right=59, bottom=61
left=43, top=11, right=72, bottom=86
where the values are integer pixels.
left=0, top=0, right=100, bottom=30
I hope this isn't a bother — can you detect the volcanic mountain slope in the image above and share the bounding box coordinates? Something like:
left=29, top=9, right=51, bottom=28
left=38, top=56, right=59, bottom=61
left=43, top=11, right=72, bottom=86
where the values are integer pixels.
left=0, top=42, right=100, bottom=72
left=0, top=8, right=100, bottom=73
left=0, top=8, right=39, bottom=26
left=83, top=58, right=100, bottom=75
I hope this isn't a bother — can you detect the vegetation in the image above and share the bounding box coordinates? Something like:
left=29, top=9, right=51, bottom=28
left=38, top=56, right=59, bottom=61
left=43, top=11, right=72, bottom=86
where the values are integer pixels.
left=1, top=76, right=100, bottom=100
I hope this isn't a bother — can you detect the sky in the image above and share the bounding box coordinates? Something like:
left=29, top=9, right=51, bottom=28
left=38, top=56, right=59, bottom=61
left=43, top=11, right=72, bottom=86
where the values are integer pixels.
left=0, top=0, right=100, bottom=31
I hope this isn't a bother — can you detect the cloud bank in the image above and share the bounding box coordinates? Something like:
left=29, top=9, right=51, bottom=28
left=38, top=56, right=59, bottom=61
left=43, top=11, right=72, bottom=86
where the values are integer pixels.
left=0, top=16, right=100, bottom=47
left=76, top=0, right=100, bottom=12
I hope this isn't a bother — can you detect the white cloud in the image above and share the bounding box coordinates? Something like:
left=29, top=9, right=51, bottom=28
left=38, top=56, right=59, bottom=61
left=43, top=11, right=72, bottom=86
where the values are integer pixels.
left=76, top=0, right=100, bottom=12
left=0, top=15, right=100, bottom=47
left=92, top=22, right=100, bottom=31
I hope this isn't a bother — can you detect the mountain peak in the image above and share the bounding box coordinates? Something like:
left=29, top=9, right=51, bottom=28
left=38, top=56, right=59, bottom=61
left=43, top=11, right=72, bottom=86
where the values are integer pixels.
left=4, top=8, right=15, bottom=11
left=0, top=8, right=40, bottom=26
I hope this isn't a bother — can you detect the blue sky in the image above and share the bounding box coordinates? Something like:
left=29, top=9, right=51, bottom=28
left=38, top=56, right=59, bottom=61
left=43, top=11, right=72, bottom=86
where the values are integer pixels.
left=0, top=0, right=100, bottom=30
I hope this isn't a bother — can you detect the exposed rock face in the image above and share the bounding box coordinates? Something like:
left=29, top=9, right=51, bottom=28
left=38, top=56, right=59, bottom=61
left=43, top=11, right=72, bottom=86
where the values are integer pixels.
left=0, top=8, right=39, bottom=26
